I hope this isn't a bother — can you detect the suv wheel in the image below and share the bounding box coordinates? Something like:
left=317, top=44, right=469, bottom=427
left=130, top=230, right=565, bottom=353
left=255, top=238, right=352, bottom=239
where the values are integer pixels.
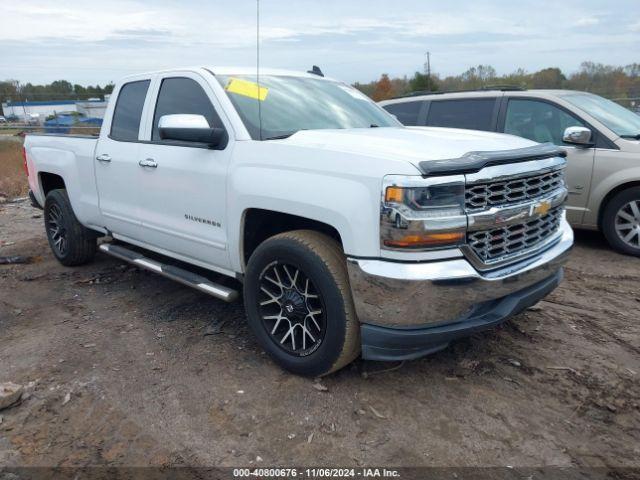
left=244, top=230, right=360, bottom=376
left=44, top=189, right=97, bottom=266
left=602, top=187, right=640, bottom=256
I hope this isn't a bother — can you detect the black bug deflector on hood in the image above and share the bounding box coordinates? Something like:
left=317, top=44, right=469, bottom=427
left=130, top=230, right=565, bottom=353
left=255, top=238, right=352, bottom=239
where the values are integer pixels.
left=418, top=143, right=567, bottom=176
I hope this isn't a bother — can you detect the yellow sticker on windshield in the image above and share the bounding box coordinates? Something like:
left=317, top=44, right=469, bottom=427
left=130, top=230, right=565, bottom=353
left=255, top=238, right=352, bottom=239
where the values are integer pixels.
left=225, top=78, right=269, bottom=101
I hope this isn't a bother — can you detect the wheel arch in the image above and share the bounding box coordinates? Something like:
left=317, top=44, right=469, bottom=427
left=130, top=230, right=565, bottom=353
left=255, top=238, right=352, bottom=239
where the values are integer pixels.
left=598, top=181, right=640, bottom=229
left=38, top=172, right=67, bottom=198
left=241, top=208, right=343, bottom=271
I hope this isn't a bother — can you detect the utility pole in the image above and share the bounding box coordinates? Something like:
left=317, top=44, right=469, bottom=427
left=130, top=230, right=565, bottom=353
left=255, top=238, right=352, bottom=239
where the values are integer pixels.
left=424, top=51, right=431, bottom=90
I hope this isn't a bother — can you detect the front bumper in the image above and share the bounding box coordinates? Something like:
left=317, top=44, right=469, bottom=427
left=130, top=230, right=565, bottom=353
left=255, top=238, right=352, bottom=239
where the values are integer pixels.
left=346, top=218, right=573, bottom=361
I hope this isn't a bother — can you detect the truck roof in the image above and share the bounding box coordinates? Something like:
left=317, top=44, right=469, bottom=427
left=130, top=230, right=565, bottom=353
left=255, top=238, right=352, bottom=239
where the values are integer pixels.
left=118, top=66, right=336, bottom=83
left=207, top=66, right=332, bottom=79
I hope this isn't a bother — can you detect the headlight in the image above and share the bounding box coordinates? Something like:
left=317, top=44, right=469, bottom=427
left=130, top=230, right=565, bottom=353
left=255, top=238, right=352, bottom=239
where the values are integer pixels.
left=381, top=175, right=466, bottom=250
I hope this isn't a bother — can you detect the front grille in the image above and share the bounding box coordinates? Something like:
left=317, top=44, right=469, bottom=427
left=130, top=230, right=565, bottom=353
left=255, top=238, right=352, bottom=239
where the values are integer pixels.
left=467, top=206, right=563, bottom=264
left=465, top=169, right=564, bottom=211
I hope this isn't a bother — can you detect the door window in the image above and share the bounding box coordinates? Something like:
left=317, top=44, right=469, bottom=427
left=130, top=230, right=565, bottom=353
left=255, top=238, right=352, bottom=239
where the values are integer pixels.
left=426, top=98, right=497, bottom=131
left=504, top=99, right=586, bottom=146
left=110, top=80, right=150, bottom=141
left=382, top=101, right=423, bottom=126
left=152, top=77, right=224, bottom=141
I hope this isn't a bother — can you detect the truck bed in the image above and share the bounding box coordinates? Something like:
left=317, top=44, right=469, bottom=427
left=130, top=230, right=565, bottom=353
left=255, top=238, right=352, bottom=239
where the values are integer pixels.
left=24, top=133, right=101, bottom=231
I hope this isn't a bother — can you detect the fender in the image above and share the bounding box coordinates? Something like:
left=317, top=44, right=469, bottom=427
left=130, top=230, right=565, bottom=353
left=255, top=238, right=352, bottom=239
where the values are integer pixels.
left=26, top=135, right=102, bottom=229
left=225, top=140, right=422, bottom=273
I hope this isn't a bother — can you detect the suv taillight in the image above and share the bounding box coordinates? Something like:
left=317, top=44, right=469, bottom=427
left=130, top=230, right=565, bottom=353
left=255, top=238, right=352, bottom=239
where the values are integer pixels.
left=22, top=147, right=29, bottom=176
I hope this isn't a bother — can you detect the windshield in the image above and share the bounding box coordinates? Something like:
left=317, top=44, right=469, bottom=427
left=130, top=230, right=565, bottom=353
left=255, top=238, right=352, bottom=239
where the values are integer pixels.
left=216, top=74, right=400, bottom=140
left=560, top=92, right=640, bottom=137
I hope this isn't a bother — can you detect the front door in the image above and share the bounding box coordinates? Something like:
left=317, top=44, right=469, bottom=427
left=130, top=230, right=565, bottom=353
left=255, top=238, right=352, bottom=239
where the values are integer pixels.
left=502, top=98, right=595, bottom=224
left=95, top=79, right=151, bottom=239
left=136, top=74, right=233, bottom=272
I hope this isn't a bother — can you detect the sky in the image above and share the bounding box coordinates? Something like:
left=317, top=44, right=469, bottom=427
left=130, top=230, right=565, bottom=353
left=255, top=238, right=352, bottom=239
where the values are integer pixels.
left=1, top=0, right=639, bottom=86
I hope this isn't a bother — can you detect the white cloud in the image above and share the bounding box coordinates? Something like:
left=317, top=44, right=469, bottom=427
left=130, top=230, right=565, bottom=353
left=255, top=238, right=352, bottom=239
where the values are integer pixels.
left=2, top=1, right=174, bottom=42
left=573, top=17, right=600, bottom=27
left=1, top=0, right=639, bottom=85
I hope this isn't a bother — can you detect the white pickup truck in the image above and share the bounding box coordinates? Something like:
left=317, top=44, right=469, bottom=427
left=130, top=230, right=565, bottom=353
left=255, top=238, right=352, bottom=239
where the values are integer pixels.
left=24, top=67, right=573, bottom=376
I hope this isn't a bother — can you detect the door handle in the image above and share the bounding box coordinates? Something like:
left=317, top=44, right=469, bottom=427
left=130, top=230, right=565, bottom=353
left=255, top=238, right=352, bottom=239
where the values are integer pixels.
left=96, top=154, right=111, bottom=163
left=138, top=158, right=158, bottom=168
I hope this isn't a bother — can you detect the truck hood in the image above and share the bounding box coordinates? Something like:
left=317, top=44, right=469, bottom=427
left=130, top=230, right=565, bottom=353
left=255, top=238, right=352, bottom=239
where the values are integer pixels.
left=276, top=126, right=539, bottom=173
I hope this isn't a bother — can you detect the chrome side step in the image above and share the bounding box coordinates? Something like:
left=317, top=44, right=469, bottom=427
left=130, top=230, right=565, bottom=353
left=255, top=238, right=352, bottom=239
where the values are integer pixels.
left=98, top=243, right=238, bottom=302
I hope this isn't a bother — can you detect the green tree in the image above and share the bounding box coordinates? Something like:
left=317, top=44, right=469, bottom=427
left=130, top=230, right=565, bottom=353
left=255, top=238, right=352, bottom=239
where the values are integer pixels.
left=408, top=71, right=438, bottom=93
left=531, top=68, right=566, bottom=89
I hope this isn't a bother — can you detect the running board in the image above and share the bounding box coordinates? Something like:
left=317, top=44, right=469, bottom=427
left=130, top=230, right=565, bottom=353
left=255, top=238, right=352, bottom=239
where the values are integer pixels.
left=98, top=243, right=238, bottom=302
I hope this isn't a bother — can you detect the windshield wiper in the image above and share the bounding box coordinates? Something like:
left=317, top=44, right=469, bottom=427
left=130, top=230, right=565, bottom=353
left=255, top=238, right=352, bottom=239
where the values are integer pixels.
left=620, top=134, right=640, bottom=140
left=263, top=133, right=295, bottom=141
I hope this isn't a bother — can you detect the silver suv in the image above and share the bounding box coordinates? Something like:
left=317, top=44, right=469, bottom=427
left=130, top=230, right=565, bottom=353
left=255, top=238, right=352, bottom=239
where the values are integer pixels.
left=380, top=89, right=640, bottom=256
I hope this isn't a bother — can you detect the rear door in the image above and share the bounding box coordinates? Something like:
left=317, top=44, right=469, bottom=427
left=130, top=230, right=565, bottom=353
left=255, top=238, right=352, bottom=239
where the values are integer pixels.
left=499, top=98, right=595, bottom=224
left=135, top=72, right=234, bottom=272
left=95, top=79, right=151, bottom=239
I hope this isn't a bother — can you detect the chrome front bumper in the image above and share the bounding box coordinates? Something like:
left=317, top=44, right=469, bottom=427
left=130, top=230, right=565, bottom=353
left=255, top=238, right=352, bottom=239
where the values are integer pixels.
left=346, top=218, right=573, bottom=329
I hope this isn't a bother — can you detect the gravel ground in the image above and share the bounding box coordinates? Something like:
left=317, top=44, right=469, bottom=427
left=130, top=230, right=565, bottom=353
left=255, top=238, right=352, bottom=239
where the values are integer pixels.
left=0, top=198, right=639, bottom=471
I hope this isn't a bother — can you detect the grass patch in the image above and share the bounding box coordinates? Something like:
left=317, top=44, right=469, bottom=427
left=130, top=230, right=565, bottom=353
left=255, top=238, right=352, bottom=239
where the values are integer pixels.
left=0, top=139, right=28, bottom=199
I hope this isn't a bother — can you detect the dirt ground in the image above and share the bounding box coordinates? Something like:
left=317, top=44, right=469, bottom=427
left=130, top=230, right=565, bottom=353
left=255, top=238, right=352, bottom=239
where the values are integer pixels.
left=1, top=198, right=639, bottom=470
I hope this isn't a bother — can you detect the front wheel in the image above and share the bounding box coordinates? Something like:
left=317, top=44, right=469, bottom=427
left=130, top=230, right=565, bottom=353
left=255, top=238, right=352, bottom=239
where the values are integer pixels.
left=243, top=230, right=360, bottom=376
left=44, top=189, right=97, bottom=266
left=602, top=187, right=640, bottom=257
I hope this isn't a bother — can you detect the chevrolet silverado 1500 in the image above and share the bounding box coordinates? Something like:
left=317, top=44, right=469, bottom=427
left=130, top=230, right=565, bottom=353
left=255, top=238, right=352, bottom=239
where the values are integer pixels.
left=24, top=67, right=573, bottom=376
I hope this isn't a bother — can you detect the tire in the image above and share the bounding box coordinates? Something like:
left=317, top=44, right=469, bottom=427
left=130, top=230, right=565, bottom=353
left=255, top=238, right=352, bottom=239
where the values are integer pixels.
left=44, top=189, right=97, bottom=266
left=243, top=230, right=360, bottom=376
left=602, top=187, right=640, bottom=257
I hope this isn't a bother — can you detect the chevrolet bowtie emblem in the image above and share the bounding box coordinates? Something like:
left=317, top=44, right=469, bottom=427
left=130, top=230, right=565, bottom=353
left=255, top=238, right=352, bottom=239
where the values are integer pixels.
left=531, top=200, right=551, bottom=216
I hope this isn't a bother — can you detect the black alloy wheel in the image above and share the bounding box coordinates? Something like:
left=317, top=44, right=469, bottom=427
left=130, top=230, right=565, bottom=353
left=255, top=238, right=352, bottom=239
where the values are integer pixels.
left=258, top=261, right=326, bottom=356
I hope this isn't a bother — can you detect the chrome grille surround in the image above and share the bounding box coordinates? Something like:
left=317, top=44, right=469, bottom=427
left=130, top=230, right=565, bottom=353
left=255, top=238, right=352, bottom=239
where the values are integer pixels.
left=462, top=157, right=568, bottom=270
left=467, top=206, right=563, bottom=265
left=465, top=168, right=564, bottom=211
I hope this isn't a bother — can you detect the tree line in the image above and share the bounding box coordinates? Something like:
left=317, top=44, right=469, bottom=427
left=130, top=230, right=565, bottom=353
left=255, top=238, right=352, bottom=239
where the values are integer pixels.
left=2, top=61, right=640, bottom=116
left=354, top=62, right=640, bottom=104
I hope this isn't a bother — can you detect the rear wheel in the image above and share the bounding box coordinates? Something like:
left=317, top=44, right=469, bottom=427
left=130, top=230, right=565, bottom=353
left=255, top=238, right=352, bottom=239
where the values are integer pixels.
left=602, top=187, right=640, bottom=257
left=44, top=189, right=97, bottom=266
left=244, top=230, right=360, bottom=376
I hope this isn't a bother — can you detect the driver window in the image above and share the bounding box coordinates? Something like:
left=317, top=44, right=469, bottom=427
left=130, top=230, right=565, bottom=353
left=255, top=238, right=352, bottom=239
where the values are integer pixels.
left=152, top=77, right=224, bottom=141
left=504, top=99, right=586, bottom=146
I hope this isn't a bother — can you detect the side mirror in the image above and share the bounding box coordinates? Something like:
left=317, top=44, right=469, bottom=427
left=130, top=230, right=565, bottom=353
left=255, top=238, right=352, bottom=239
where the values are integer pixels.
left=158, top=114, right=227, bottom=149
left=563, top=126, right=593, bottom=147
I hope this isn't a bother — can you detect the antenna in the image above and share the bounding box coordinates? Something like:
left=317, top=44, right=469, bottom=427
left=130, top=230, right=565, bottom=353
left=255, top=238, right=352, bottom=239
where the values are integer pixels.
left=256, top=0, right=263, bottom=141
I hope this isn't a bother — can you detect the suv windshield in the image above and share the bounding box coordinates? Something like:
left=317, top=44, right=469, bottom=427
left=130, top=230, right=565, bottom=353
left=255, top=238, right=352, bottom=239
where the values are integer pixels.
left=560, top=92, right=640, bottom=138
left=216, top=74, right=399, bottom=140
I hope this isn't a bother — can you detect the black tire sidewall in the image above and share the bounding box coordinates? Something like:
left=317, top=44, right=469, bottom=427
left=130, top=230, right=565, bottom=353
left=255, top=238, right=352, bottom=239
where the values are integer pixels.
left=602, top=187, right=640, bottom=256
left=44, top=190, right=73, bottom=263
left=244, top=237, right=349, bottom=376
left=44, top=189, right=95, bottom=265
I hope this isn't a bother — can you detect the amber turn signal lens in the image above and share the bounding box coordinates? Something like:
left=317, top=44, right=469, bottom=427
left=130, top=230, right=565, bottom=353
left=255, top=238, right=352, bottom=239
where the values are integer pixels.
left=385, top=186, right=404, bottom=203
left=384, top=231, right=464, bottom=248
